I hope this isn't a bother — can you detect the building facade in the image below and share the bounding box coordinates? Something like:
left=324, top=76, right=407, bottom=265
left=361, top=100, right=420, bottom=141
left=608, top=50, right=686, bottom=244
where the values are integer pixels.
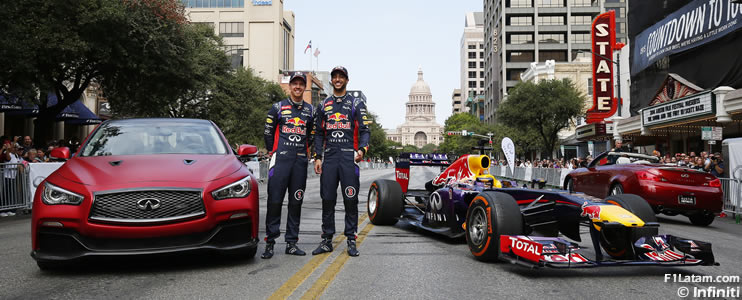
left=452, top=89, right=465, bottom=113
left=386, top=68, right=443, bottom=147
left=483, top=0, right=627, bottom=124
left=182, top=0, right=295, bottom=82
left=278, top=71, right=327, bottom=108
left=461, top=12, right=485, bottom=103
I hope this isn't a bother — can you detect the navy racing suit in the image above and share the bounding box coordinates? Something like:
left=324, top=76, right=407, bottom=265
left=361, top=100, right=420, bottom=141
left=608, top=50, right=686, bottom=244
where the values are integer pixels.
left=314, top=94, right=370, bottom=239
left=264, top=98, right=315, bottom=243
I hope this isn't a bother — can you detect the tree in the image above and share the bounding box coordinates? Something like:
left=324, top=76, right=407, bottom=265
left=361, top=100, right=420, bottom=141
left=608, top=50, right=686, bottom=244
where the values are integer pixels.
left=207, top=68, right=285, bottom=148
left=420, top=143, right=438, bottom=154
left=0, top=0, right=200, bottom=144
left=497, top=79, right=584, bottom=156
left=438, top=113, right=494, bottom=156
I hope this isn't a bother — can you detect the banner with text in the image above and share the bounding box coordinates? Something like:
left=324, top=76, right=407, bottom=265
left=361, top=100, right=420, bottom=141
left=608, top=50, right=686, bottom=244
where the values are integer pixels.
left=632, top=0, right=742, bottom=75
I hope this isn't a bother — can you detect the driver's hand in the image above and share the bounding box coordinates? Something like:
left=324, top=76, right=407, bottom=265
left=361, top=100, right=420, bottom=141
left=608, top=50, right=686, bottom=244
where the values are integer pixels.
left=314, top=159, right=322, bottom=174
left=355, top=150, right=364, bottom=163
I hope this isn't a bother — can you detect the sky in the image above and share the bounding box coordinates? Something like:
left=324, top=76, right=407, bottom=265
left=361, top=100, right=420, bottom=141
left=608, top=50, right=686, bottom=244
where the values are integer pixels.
left=284, top=0, right=483, bottom=130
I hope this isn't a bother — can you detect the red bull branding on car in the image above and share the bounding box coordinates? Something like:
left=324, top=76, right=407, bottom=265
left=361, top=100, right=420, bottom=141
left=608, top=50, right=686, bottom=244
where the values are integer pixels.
left=580, top=202, right=602, bottom=220
left=432, top=154, right=475, bottom=186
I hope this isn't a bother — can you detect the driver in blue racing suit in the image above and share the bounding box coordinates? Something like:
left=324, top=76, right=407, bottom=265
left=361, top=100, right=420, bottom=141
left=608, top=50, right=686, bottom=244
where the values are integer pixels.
left=311, top=66, right=370, bottom=257
left=261, top=72, right=315, bottom=259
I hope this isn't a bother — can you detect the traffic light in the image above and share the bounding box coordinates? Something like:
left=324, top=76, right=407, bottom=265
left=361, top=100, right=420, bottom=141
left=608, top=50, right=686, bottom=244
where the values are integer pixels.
left=445, top=130, right=475, bottom=136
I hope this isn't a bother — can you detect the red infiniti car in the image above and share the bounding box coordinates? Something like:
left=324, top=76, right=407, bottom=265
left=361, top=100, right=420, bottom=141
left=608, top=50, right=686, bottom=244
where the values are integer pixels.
left=565, top=151, right=722, bottom=226
left=31, top=118, right=259, bottom=269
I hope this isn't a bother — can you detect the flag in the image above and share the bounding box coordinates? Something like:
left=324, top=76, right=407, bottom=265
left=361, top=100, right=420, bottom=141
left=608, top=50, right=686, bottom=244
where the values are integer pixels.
left=313, top=48, right=320, bottom=57
left=304, top=40, right=312, bottom=54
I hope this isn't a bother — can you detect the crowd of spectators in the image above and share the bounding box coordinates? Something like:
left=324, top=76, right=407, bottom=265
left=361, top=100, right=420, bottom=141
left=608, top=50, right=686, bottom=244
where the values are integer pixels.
left=493, top=142, right=725, bottom=177
left=0, top=135, right=80, bottom=165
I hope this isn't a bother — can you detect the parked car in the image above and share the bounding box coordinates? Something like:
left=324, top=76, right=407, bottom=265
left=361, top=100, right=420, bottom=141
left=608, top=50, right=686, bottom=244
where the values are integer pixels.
left=565, top=151, right=723, bottom=226
left=31, top=118, right=260, bottom=269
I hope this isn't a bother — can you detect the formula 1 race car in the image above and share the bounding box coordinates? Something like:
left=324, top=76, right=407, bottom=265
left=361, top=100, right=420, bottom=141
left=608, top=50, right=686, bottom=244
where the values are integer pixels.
left=367, top=153, right=717, bottom=268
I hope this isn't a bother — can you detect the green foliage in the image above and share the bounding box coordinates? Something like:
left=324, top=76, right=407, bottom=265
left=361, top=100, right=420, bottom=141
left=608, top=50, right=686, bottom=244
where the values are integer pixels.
left=497, top=79, right=585, bottom=155
left=420, top=143, right=438, bottom=154
left=438, top=113, right=494, bottom=156
left=402, top=145, right=420, bottom=153
left=208, top=68, right=285, bottom=148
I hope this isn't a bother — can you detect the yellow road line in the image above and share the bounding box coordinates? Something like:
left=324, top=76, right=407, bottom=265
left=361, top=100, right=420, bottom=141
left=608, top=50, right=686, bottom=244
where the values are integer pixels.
left=268, top=214, right=368, bottom=300
left=299, top=221, right=375, bottom=300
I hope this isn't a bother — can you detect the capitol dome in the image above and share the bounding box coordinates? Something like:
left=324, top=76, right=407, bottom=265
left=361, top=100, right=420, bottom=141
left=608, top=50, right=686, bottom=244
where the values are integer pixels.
left=409, top=67, right=431, bottom=96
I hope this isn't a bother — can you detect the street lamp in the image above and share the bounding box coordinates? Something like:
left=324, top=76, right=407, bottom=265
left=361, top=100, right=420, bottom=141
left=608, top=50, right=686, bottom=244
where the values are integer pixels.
left=225, top=48, right=248, bottom=69
left=577, top=49, right=623, bottom=118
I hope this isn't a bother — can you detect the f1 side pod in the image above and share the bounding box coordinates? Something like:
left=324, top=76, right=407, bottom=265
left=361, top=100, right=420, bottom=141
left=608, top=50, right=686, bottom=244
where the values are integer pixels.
left=498, top=235, right=716, bottom=269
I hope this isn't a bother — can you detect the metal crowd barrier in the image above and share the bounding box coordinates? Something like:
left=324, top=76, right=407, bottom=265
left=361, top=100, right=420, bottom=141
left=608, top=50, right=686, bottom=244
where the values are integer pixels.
left=720, top=178, right=741, bottom=218
left=0, top=163, right=31, bottom=213
left=490, top=166, right=570, bottom=188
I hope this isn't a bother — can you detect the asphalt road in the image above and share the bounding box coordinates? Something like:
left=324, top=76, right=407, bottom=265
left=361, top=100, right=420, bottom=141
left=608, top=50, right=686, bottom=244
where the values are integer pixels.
left=1, top=167, right=741, bottom=300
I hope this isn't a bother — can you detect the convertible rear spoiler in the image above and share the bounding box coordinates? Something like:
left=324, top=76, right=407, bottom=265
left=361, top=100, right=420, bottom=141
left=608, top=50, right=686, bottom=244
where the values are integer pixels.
left=395, top=153, right=450, bottom=193
left=499, top=235, right=716, bottom=268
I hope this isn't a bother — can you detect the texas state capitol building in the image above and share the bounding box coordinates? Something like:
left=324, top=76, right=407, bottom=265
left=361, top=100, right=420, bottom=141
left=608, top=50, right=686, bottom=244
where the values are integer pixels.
left=386, top=67, right=443, bottom=148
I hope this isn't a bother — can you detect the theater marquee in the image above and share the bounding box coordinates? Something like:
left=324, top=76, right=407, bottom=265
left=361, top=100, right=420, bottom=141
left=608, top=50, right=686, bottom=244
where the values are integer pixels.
left=586, top=11, right=619, bottom=124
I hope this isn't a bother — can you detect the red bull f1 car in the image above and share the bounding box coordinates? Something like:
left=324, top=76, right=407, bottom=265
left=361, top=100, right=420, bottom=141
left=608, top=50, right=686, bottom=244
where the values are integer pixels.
left=367, top=153, right=717, bottom=268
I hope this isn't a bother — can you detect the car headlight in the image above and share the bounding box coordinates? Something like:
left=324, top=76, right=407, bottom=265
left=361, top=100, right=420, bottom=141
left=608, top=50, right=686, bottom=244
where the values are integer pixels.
left=42, top=182, right=84, bottom=205
left=211, top=175, right=251, bottom=200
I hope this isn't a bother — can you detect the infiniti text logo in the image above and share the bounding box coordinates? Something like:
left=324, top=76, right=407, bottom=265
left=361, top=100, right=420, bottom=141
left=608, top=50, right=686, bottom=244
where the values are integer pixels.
left=137, top=198, right=161, bottom=211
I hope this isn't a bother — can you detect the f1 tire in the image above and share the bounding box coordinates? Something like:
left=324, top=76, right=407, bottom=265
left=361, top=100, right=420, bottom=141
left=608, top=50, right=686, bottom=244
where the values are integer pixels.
left=465, top=191, right=523, bottom=262
left=601, top=194, right=658, bottom=259
left=368, top=179, right=403, bottom=225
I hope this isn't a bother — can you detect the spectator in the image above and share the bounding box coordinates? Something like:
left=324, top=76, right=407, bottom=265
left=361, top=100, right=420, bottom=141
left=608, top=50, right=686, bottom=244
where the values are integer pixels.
left=36, top=149, right=48, bottom=162
left=706, top=153, right=724, bottom=177
left=21, top=136, right=34, bottom=152
left=24, top=148, right=38, bottom=162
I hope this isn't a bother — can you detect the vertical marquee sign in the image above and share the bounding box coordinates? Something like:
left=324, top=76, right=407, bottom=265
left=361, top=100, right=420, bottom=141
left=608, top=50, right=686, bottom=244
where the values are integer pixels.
left=586, top=10, right=619, bottom=124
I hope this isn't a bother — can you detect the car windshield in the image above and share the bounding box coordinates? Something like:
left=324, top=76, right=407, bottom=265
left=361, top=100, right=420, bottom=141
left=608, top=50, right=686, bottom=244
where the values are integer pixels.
left=79, top=121, right=228, bottom=156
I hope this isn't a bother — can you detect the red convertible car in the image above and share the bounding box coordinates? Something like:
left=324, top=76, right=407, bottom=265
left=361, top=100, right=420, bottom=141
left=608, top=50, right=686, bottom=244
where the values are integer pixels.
left=565, top=152, right=722, bottom=226
left=31, top=118, right=260, bottom=269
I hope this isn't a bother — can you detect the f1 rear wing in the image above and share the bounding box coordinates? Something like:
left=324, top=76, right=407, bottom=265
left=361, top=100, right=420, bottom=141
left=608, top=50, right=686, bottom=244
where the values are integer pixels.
left=395, top=153, right=451, bottom=193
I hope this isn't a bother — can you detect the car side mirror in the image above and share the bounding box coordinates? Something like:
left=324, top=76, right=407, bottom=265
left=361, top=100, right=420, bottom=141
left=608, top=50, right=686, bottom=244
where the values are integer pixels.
left=237, top=144, right=258, bottom=157
left=50, top=147, right=71, bottom=160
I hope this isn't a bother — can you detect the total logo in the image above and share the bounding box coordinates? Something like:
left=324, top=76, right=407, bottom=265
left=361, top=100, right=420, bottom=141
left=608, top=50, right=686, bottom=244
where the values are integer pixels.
left=395, top=170, right=409, bottom=180
left=285, top=117, right=306, bottom=127
left=501, top=236, right=542, bottom=262
left=281, top=125, right=306, bottom=135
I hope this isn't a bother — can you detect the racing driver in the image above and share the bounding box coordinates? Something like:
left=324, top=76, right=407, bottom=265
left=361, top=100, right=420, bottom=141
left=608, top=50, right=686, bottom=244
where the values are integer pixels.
left=312, top=66, right=370, bottom=257
left=262, top=71, right=315, bottom=259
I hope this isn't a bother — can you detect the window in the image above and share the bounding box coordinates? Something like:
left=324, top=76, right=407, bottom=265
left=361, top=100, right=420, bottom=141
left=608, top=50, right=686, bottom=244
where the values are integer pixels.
left=468, top=44, right=476, bottom=49
left=283, top=29, right=290, bottom=70
left=479, top=43, right=484, bottom=49
left=507, top=69, right=525, bottom=81
left=587, top=78, right=593, bottom=95
left=184, top=0, right=245, bottom=8
left=570, top=32, right=590, bottom=43
left=539, top=50, right=567, bottom=61
left=508, top=51, right=534, bottom=62
left=480, top=81, right=485, bottom=88
left=480, top=71, right=484, bottom=78
left=468, top=61, right=477, bottom=68
left=569, top=0, right=591, bottom=7
left=479, top=52, right=484, bottom=59
left=539, top=0, right=563, bottom=7
left=219, top=22, right=244, bottom=37
left=538, top=16, right=565, bottom=26
left=538, top=33, right=565, bottom=43
left=480, top=61, right=485, bottom=68
left=469, top=81, right=477, bottom=88
left=191, top=22, right=215, bottom=29
left=508, top=16, right=533, bottom=26
left=508, top=33, right=533, bottom=44
left=469, top=71, right=477, bottom=78
left=509, top=0, right=532, bottom=8
left=223, top=45, right=245, bottom=67
left=569, top=15, right=592, bottom=25
left=619, top=23, right=626, bottom=34
left=468, top=52, right=477, bottom=59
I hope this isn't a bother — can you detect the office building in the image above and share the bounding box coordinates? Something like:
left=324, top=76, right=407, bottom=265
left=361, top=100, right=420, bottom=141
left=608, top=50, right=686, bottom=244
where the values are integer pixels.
left=451, top=89, right=465, bottom=113
left=461, top=12, right=485, bottom=103
left=182, top=0, right=295, bottom=82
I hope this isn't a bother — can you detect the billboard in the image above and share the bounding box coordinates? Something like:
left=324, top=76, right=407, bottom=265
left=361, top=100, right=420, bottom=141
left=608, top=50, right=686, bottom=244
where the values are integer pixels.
left=586, top=11, right=619, bottom=124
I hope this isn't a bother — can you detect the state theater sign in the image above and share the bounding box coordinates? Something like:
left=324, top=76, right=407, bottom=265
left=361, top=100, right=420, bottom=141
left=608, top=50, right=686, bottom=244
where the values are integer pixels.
left=586, top=10, right=621, bottom=124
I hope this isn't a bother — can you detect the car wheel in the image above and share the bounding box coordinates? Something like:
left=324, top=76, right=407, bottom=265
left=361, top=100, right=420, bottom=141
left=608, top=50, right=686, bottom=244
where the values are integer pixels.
left=565, top=177, right=574, bottom=193
left=688, top=212, right=715, bottom=226
left=600, top=194, right=658, bottom=259
left=368, top=179, right=403, bottom=225
left=609, top=183, right=624, bottom=196
left=465, top=191, right=523, bottom=262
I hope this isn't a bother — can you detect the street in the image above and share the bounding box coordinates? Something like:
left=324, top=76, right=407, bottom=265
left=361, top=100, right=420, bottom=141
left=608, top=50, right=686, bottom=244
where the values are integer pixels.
left=1, top=167, right=741, bottom=300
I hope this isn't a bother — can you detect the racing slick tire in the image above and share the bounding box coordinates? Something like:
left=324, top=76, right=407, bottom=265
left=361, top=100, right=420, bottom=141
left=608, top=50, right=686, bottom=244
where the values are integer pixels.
left=688, top=212, right=715, bottom=226
left=601, top=194, right=658, bottom=259
left=465, top=191, right=523, bottom=262
left=368, top=179, right=404, bottom=225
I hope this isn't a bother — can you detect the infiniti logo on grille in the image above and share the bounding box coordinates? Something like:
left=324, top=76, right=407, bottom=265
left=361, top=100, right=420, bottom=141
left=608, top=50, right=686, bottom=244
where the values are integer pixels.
left=136, top=198, right=161, bottom=211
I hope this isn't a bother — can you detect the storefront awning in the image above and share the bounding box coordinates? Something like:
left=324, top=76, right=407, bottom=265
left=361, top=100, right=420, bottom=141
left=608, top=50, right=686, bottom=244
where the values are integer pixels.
left=65, top=100, right=102, bottom=125
left=0, top=94, right=24, bottom=112
left=0, top=93, right=100, bottom=124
